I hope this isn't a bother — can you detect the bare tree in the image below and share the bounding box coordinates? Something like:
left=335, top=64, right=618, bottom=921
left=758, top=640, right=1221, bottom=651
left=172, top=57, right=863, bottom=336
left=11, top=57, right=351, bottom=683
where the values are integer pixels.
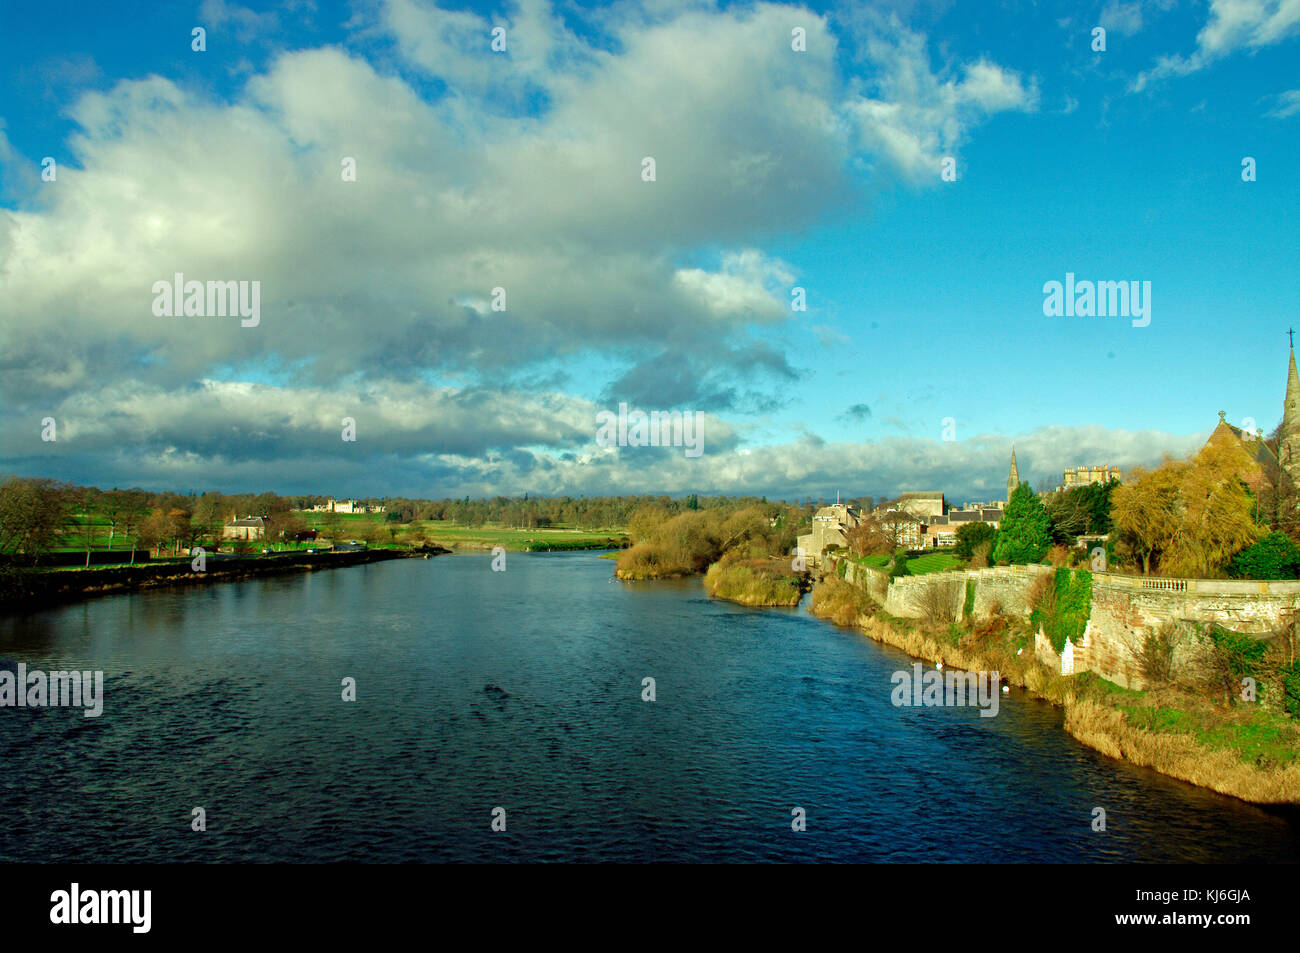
left=1132, top=621, right=1182, bottom=687
left=916, top=578, right=961, bottom=625
left=848, top=501, right=921, bottom=555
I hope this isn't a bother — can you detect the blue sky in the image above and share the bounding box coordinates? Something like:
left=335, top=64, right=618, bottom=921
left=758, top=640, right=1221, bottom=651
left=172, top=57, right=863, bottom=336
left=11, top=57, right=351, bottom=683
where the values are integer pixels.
left=1, top=0, right=1298, bottom=501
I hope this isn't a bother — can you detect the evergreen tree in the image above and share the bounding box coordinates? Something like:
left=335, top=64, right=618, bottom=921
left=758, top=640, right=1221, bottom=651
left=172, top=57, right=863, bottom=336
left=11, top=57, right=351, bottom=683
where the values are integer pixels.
left=1228, top=531, right=1300, bottom=579
left=954, top=520, right=996, bottom=558
left=993, top=483, right=1052, bottom=564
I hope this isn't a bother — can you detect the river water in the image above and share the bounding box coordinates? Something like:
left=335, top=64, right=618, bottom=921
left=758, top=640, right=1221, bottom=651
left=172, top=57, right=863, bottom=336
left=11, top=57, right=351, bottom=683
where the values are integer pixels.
left=1, top=552, right=1295, bottom=862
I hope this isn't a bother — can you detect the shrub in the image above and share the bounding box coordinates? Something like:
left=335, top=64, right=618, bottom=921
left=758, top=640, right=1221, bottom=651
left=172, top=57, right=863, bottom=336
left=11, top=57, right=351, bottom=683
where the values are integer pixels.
left=1228, top=531, right=1300, bottom=580
left=1281, top=661, right=1300, bottom=717
left=1202, top=624, right=1271, bottom=705
left=614, top=505, right=782, bottom=579
left=889, top=550, right=911, bottom=578
left=963, top=578, right=976, bottom=620
left=954, top=521, right=996, bottom=559
left=1047, top=544, right=1069, bottom=567
left=1027, top=570, right=1055, bottom=618
left=809, top=577, right=875, bottom=627
left=968, top=540, right=991, bottom=569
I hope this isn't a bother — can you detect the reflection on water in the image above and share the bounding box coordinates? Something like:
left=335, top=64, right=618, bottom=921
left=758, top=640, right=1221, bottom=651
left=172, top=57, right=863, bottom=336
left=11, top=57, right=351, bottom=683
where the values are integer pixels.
left=1, top=553, right=1295, bottom=862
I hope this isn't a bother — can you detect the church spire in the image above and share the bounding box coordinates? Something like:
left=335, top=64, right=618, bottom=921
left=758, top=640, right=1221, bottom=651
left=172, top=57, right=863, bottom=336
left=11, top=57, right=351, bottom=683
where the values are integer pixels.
left=1007, top=446, right=1021, bottom=501
left=1282, top=332, right=1300, bottom=478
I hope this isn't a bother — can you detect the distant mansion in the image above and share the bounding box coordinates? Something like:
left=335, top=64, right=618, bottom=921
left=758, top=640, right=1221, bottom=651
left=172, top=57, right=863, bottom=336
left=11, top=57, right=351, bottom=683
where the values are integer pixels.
left=304, top=498, right=386, bottom=514
left=1056, top=464, right=1121, bottom=492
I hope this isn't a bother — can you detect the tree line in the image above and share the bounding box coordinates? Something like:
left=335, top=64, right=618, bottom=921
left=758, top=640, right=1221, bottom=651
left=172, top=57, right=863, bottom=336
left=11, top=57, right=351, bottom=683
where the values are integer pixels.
left=0, top=477, right=814, bottom=566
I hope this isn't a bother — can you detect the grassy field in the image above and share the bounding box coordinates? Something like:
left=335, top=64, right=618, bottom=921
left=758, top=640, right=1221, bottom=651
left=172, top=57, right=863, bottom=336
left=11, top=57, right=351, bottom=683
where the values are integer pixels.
left=50, top=514, right=138, bottom=552
left=46, top=510, right=626, bottom=559
left=414, top=521, right=628, bottom=551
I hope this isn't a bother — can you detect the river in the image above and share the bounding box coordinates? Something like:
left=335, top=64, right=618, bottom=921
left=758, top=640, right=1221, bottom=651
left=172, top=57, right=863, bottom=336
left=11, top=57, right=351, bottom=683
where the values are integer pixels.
left=1, top=552, right=1295, bottom=862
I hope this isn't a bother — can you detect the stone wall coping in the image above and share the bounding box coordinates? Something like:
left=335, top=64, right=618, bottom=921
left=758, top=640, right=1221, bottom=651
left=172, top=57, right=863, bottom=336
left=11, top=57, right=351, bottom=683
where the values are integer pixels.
left=1092, top=571, right=1300, bottom=596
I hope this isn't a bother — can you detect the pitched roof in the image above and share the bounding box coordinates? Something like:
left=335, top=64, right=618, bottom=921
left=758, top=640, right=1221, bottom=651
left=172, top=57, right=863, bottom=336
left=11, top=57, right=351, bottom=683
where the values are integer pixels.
left=1210, top=418, right=1279, bottom=468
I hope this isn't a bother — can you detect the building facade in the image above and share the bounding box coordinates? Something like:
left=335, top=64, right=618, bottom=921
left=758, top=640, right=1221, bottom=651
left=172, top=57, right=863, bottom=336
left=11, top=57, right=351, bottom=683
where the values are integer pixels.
left=1062, top=465, right=1121, bottom=488
left=222, top=516, right=268, bottom=540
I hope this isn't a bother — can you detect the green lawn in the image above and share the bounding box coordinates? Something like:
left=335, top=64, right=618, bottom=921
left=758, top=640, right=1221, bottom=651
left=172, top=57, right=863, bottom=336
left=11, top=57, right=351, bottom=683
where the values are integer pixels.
left=906, top=552, right=965, bottom=574
left=845, top=551, right=964, bottom=574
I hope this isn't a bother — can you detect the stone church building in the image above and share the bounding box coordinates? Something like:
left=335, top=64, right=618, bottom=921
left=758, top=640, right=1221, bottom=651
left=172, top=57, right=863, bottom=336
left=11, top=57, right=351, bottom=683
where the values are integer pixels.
left=1199, top=340, right=1300, bottom=493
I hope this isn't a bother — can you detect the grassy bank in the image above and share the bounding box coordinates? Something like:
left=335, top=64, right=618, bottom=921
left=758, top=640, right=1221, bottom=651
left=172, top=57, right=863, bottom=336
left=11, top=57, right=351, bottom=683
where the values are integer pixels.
left=0, top=548, right=444, bottom=609
left=808, top=575, right=1300, bottom=805
left=379, top=519, right=627, bottom=552
left=704, top=556, right=806, bottom=606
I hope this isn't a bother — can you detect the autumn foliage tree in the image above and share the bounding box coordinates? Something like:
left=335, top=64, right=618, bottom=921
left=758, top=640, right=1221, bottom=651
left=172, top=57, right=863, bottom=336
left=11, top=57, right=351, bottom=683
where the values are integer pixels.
left=1111, top=441, right=1262, bottom=577
left=1110, top=458, right=1185, bottom=574
left=1165, top=439, right=1263, bottom=577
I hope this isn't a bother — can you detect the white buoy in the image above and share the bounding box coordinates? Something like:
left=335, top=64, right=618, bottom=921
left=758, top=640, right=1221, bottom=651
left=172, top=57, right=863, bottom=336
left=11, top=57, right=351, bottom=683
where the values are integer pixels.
left=936, top=661, right=944, bottom=671
left=1001, top=685, right=1010, bottom=694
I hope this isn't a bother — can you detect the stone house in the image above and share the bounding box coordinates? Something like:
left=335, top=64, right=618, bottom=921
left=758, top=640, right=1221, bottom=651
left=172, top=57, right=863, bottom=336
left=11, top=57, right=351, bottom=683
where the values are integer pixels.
left=222, top=516, right=268, bottom=540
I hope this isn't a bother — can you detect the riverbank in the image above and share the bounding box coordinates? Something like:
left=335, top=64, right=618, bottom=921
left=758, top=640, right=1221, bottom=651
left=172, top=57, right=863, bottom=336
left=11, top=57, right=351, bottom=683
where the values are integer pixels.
left=808, top=575, right=1300, bottom=806
left=431, top=535, right=627, bottom=552
left=0, top=547, right=450, bottom=610
left=703, top=556, right=809, bottom=607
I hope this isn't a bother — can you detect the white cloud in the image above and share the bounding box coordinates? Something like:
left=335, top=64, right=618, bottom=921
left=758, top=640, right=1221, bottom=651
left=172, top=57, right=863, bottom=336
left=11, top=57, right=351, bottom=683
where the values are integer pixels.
left=846, top=17, right=1038, bottom=180
left=1100, top=0, right=1145, bottom=37
left=0, top=0, right=1040, bottom=496
left=1134, top=0, right=1300, bottom=90
left=1267, top=88, right=1300, bottom=117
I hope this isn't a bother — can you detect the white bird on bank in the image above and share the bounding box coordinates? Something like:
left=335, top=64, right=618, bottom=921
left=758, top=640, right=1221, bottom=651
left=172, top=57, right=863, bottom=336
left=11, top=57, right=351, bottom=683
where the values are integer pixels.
left=936, top=662, right=944, bottom=671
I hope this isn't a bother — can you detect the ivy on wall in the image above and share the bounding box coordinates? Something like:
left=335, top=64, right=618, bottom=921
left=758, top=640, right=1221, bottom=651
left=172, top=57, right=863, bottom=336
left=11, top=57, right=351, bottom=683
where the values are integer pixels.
left=1032, top=568, right=1093, bottom=654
